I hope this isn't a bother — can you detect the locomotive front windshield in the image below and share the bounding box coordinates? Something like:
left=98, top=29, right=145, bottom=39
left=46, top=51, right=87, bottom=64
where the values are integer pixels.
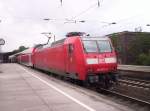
left=82, top=41, right=98, bottom=53
left=83, top=40, right=112, bottom=53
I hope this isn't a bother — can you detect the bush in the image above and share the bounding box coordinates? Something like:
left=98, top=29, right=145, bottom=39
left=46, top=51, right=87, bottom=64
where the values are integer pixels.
left=136, top=53, right=150, bottom=66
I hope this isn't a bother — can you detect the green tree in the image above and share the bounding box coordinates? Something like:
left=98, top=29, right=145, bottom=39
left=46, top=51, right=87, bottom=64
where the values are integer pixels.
left=136, top=53, right=150, bottom=65
left=18, top=46, right=27, bottom=52
left=11, top=46, right=28, bottom=55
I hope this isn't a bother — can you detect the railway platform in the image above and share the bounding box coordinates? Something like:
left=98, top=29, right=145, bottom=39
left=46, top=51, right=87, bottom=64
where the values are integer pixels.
left=118, top=65, right=150, bottom=73
left=0, top=63, right=134, bottom=111
left=117, top=65, right=150, bottom=80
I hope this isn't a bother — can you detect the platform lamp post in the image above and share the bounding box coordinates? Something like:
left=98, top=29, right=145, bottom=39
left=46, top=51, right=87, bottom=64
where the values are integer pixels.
left=0, top=38, right=5, bottom=63
left=0, top=38, right=5, bottom=52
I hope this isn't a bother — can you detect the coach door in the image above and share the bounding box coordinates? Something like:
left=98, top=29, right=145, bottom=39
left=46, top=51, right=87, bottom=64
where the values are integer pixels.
left=66, top=44, right=76, bottom=74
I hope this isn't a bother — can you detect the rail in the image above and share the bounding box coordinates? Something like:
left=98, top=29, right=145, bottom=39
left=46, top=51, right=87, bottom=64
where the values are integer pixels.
left=99, top=88, right=150, bottom=106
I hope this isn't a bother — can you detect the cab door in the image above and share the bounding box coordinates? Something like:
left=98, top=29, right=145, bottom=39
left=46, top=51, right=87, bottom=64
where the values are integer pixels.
left=66, top=44, right=76, bottom=74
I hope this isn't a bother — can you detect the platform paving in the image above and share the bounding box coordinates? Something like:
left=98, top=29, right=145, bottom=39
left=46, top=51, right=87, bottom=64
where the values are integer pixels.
left=0, top=63, right=134, bottom=111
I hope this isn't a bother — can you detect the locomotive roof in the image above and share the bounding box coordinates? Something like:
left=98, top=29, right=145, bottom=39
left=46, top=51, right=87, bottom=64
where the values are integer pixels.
left=66, top=32, right=86, bottom=37
left=36, top=36, right=109, bottom=49
left=81, top=36, right=109, bottom=41
left=51, top=38, right=66, bottom=47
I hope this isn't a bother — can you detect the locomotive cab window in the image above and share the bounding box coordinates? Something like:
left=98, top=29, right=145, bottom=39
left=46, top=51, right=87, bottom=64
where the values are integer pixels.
left=97, top=40, right=112, bottom=53
left=82, top=41, right=98, bottom=53
left=68, top=44, right=74, bottom=53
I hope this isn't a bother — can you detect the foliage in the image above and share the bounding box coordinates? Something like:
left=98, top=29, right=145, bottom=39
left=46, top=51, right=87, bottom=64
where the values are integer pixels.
left=110, top=33, right=121, bottom=53
left=136, top=53, right=150, bottom=65
left=110, top=32, right=150, bottom=66
left=11, top=46, right=28, bottom=54
left=18, top=46, right=27, bottom=52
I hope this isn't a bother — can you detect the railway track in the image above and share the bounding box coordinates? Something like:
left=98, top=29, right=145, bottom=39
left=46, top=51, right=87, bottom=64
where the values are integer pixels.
left=118, top=77, right=150, bottom=89
left=64, top=75, right=150, bottom=107
left=75, top=76, right=150, bottom=107
left=50, top=72, right=150, bottom=108
left=105, top=77, right=150, bottom=106
left=99, top=88, right=150, bottom=106
left=49, top=70, right=150, bottom=107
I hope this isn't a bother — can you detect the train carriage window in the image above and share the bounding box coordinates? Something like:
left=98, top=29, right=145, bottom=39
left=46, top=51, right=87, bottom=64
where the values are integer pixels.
left=68, top=44, right=74, bottom=53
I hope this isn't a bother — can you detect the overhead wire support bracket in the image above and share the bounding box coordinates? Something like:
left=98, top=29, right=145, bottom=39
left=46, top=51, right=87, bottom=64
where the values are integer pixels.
left=97, top=0, right=100, bottom=7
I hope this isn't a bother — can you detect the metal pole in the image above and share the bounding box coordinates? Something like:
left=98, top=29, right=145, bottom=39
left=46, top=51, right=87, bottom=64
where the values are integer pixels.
left=0, top=38, right=5, bottom=63
left=54, top=35, right=55, bottom=42
left=0, top=45, right=2, bottom=63
left=0, top=45, right=1, bottom=53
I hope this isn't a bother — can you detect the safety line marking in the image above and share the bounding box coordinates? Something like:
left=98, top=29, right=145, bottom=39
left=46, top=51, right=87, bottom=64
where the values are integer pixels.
left=19, top=65, right=96, bottom=111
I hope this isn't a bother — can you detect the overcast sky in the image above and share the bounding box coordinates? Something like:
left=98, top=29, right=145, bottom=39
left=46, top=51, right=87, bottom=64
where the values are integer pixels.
left=0, top=0, right=150, bottom=52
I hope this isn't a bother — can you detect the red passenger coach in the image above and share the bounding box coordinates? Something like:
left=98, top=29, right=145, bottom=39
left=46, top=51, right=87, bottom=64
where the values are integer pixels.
left=33, top=33, right=118, bottom=87
left=17, top=48, right=35, bottom=67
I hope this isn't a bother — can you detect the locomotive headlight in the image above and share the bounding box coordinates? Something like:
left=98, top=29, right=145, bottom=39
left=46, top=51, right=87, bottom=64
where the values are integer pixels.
left=105, top=57, right=117, bottom=63
left=86, top=58, right=98, bottom=64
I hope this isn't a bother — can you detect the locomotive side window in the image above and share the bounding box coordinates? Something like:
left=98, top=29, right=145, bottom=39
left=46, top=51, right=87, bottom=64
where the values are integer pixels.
left=97, top=40, right=112, bottom=52
left=68, top=44, right=74, bottom=53
left=82, top=41, right=98, bottom=53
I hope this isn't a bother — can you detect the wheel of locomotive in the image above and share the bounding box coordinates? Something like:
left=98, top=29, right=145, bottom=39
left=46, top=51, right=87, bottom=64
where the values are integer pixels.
left=32, top=64, right=35, bottom=69
left=100, top=75, right=112, bottom=89
left=81, top=78, right=91, bottom=88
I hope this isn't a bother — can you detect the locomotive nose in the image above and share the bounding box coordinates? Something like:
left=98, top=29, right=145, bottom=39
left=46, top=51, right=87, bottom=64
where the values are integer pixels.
left=86, top=53, right=117, bottom=73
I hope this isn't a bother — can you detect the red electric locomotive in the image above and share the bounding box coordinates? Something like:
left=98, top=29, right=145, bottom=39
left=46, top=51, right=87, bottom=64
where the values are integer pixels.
left=32, top=32, right=118, bottom=87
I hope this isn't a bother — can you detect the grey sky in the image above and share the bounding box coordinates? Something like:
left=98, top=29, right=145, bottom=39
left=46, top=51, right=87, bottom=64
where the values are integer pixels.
left=0, top=0, right=150, bottom=52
